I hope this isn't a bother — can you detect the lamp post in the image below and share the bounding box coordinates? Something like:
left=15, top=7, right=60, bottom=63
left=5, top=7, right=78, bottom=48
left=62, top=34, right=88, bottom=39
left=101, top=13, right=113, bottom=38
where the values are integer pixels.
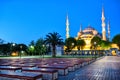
left=98, top=45, right=100, bottom=57
left=20, top=45, right=22, bottom=59
left=94, top=42, right=97, bottom=59
left=42, top=44, right=45, bottom=59
left=11, top=43, right=15, bottom=56
left=12, top=43, right=15, bottom=50
left=72, top=43, right=74, bottom=57
left=30, top=45, right=34, bottom=56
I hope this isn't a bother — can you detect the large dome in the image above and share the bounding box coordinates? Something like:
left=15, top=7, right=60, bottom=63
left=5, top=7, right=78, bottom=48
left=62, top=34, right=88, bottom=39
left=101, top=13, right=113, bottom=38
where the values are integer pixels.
left=77, top=25, right=102, bottom=39
left=84, top=26, right=95, bottom=30
left=82, top=26, right=98, bottom=35
left=83, top=26, right=96, bottom=32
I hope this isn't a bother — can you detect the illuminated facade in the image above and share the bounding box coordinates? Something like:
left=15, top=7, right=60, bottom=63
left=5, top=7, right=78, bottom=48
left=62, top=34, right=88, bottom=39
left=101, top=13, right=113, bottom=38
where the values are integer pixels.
left=65, top=7, right=113, bottom=50
left=76, top=26, right=102, bottom=50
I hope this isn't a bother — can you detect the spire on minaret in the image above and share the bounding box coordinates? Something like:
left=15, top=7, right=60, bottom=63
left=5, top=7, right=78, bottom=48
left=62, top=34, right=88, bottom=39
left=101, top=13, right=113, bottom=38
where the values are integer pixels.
left=66, top=14, right=70, bottom=38
left=108, top=20, right=110, bottom=41
left=101, top=6, right=106, bottom=41
left=80, top=24, right=82, bottom=32
left=102, top=7, right=105, bottom=21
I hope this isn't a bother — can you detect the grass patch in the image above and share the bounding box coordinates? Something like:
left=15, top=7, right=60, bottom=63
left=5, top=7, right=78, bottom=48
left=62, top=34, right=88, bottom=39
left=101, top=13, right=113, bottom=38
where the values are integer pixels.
left=0, top=55, right=100, bottom=59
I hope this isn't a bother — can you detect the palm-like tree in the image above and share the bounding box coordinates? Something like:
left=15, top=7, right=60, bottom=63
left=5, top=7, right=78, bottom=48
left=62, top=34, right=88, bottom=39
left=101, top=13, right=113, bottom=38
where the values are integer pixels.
left=65, top=37, right=76, bottom=52
left=76, top=39, right=86, bottom=50
left=44, top=32, right=63, bottom=57
left=112, top=34, right=120, bottom=50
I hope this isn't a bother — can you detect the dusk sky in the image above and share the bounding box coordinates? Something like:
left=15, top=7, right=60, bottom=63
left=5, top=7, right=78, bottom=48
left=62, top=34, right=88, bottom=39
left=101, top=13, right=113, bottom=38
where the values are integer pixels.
left=0, top=0, right=120, bottom=45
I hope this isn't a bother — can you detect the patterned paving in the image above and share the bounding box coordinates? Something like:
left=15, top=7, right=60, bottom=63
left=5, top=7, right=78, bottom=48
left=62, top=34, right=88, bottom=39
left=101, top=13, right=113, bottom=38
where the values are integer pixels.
left=58, top=56, right=120, bottom=80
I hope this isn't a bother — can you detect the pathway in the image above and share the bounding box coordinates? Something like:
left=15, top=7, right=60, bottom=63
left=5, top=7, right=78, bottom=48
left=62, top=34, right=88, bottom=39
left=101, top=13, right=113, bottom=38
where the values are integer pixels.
left=58, top=56, right=120, bottom=80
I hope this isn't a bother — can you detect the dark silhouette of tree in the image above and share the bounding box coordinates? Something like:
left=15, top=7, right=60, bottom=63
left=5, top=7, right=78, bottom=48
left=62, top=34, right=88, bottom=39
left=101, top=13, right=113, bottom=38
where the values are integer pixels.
left=91, top=36, right=101, bottom=49
left=65, top=37, right=76, bottom=52
left=35, top=38, right=44, bottom=55
left=28, top=40, right=35, bottom=55
left=0, top=43, right=11, bottom=56
left=29, top=40, right=35, bottom=46
left=76, top=39, right=86, bottom=50
left=0, top=38, right=4, bottom=44
left=17, top=44, right=28, bottom=51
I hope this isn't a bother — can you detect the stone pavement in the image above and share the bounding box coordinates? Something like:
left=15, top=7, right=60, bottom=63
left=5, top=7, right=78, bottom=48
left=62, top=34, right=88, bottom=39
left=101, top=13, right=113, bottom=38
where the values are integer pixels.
left=58, top=56, right=120, bottom=80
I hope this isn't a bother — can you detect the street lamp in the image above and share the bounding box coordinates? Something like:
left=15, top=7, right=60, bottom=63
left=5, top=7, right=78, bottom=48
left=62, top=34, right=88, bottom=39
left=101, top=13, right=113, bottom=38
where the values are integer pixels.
left=12, top=43, right=15, bottom=46
left=30, top=45, right=34, bottom=56
left=20, top=45, right=22, bottom=59
left=98, top=45, right=100, bottom=57
left=72, top=43, right=74, bottom=57
left=11, top=43, right=16, bottom=54
left=72, top=43, right=74, bottom=47
left=42, top=44, right=45, bottom=59
left=94, top=42, right=97, bottom=59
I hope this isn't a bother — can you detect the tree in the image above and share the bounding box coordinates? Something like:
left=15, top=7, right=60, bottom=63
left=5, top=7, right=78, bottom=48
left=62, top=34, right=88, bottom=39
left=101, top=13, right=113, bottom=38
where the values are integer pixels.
left=91, top=36, right=101, bottom=49
left=65, top=37, right=76, bottom=52
left=44, top=32, right=63, bottom=57
left=35, top=38, right=45, bottom=55
left=0, top=43, right=11, bottom=56
left=16, top=44, right=28, bottom=56
left=76, top=39, right=86, bottom=50
left=29, top=40, right=35, bottom=46
left=17, top=44, right=28, bottom=52
left=0, top=38, right=4, bottom=44
left=28, top=40, right=35, bottom=55
left=112, top=34, right=120, bottom=50
left=28, top=46, right=35, bottom=56
left=99, top=40, right=111, bottom=50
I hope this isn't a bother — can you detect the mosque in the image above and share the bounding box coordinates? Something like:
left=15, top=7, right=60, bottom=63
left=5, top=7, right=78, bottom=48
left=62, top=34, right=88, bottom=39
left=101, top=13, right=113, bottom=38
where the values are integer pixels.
left=65, top=7, right=119, bottom=52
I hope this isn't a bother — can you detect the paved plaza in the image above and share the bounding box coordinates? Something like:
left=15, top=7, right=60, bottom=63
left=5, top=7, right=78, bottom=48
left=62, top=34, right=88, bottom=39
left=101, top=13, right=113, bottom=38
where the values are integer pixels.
left=59, top=56, right=120, bottom=80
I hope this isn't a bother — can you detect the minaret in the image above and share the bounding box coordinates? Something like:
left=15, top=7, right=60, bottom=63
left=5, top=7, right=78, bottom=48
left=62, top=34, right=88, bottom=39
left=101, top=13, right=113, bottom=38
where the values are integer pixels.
left=66, top=14, right=70, bottom=38
left=108, top=20, right=110, bottom=41
left=101, top=6, right=106, bottom=41
left=77, top=24, right=82, bottom=39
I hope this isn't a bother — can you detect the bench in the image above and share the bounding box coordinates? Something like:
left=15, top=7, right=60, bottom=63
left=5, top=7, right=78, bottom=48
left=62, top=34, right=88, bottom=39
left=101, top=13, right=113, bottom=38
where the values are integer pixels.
left=0, top=63, right=10, bottom=66
left=0, top=66, right=21, bottom=72
left=11, top=64, right=36, bottom=67
left=50, top=63, right=75, bottom=72
left=0, top=71, right=42, bottom=80
left=38, top=65, right=68, bottom=76
left=22, top=68, right=58, bottom=80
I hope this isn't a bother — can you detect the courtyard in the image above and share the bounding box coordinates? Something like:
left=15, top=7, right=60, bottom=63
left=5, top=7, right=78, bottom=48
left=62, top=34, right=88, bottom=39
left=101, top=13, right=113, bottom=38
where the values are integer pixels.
left=59, top=56, right=120, bottom=80
left=0, top=56, right=120, bottom=80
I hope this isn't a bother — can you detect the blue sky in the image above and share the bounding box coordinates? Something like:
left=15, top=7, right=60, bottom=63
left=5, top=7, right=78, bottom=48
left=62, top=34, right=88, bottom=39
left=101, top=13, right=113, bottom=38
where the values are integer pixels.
left=0, top=0, right=120, bottom=45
